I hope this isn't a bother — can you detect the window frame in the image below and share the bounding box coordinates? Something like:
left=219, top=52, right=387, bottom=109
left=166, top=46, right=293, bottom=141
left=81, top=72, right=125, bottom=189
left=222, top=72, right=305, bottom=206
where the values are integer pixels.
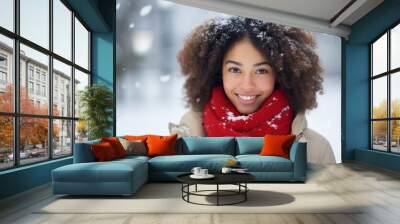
left=370, top=20, right=400, bottom=154
left=0, top=0, right=92, bottom=171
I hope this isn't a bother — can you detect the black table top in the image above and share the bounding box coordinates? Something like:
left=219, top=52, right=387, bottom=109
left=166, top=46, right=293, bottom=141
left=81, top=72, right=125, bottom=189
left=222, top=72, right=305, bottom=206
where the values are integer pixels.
left=177, top=172, right=255, bottom=185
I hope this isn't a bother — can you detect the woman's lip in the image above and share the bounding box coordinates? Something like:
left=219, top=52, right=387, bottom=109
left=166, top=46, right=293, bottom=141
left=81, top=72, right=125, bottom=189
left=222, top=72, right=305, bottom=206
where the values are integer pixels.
left=236, top=94, right=258, bottom=105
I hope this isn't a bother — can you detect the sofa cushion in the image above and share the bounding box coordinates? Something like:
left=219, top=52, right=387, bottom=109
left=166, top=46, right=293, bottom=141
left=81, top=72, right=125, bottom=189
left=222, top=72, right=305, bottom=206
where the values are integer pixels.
left=235, top=137, right=263, bottom=155
left=236, top=155, right=293, bottom=172
left=177, top=137, right=235, bottom=155
left=148, top=154, right=235, bottom=172
left=52, top=158, right=147, bottom=183
left=114, top=155, right=150, bottom=164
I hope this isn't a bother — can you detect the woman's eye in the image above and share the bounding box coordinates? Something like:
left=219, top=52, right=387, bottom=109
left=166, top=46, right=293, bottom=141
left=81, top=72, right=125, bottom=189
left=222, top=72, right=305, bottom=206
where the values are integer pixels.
left=255, top=68, right=268, bottom=74
left=228, top=67, right=241, bottom=74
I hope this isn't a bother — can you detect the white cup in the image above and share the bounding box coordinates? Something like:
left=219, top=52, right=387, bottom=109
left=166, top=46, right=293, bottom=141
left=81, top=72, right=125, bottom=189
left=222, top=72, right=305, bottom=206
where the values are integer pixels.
left=200, top=169, right=208, bottom=176
left=191, top=167, right=202, bottom=176
left=221, top=167, right=232, bottom=174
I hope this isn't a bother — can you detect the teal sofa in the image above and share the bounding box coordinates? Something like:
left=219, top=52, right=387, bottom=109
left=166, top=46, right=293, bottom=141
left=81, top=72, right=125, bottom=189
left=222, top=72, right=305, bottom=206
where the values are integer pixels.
left=52, top=137, right=307, bottom=196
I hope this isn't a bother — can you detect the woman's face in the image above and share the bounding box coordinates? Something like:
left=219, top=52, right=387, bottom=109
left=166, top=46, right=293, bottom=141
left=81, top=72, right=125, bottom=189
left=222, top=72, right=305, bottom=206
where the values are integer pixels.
left=222, top=37, right=276, bottom=115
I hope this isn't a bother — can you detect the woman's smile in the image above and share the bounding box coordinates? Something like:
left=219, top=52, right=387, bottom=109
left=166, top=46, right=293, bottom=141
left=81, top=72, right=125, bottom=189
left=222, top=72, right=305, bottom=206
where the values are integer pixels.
left=236, top=94, right=258, bottom=105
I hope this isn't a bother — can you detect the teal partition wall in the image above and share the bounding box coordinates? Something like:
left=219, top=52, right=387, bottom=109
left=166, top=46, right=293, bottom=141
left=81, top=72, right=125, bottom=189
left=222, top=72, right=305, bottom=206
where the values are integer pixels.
left=0, top=0, right=116, bottom=200
left=344, top=0, right=400, bottom=171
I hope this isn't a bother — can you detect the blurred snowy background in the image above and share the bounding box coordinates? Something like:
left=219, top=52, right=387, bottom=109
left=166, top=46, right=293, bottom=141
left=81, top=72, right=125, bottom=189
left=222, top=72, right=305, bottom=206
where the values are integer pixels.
left=116, top=0, right=342, bottom=162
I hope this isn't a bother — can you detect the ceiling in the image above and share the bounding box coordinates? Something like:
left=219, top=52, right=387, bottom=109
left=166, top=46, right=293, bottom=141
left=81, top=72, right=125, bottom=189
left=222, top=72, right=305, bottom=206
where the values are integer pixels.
left=167, top=0, right=384, bottom=38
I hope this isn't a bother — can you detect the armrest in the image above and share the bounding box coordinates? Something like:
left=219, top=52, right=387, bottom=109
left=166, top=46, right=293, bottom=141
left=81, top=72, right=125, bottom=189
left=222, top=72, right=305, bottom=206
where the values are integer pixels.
left=73, top=140, right=99, bottom=163
left=289, top=142, right=307, bottom=181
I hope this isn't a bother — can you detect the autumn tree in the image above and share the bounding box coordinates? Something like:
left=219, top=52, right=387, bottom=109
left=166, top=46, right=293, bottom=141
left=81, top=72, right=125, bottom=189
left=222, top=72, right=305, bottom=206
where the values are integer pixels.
left=0, top=84, right=60, bottom=152
left=0, top=85, right=14, bottom=150
left=372, top=99, right=400, bottom=144
left=392, top=99, right=400, bottom=144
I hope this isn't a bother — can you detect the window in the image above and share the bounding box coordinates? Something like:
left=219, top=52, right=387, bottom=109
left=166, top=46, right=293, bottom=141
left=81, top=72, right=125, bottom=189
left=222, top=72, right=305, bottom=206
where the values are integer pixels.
left=0, top=34, right=13, bottom=113
left=371, top=23, right=400, bottom=154
left=20, top=0, right=49, bottom=49
left=0, top=116, right=13, bottom=170
left=0, top=54, right=7, bottom=88
left=36, top=83, right=40, bottom=95
left=53, top=0, right=72, bottom=60
left=28, top=81, right=34, bottom=94
left=75, top=18, right=89, bottom=70
left=28, top=67, right=34, bottom=80
left=74, top=69, right=89, bottom=119
left=0, top=55, right=7, bottom=67
left=35, top=70, right=40, bottom=81
left=0, top=71, right=6, bottom=85
left=53, top=119, right=72, bottom=158
left=0, top=0, right=91, bottom=170
left=42, top=85, right=46, bottom=97
left=0, top=0, right=14, bottom=32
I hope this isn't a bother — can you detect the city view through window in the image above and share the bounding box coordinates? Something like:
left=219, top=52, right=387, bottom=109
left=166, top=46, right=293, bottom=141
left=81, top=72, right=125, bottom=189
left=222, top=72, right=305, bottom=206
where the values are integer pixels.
left=0, top=0, right=90, bottom=170
left=371, top=23, right=400, bottom=153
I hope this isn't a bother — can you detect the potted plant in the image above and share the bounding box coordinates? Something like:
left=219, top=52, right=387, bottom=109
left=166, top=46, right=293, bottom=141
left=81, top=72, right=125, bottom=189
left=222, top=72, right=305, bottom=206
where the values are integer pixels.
left=79, top=84, right=113, bottom=140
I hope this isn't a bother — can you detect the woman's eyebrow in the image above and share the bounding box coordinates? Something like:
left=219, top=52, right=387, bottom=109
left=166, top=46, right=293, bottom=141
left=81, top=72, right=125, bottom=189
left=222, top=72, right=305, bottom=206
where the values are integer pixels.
left=224, top=60, right=242, bottom=66
left=253, top=61, right=270, bottom=67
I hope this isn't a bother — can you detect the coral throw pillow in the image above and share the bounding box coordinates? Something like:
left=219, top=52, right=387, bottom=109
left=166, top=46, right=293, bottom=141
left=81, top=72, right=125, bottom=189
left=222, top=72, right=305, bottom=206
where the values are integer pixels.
left=146, top=134, right=177, bottom=157
left=101, top=137, right=127, bottom=158
left=259, top=134, right=296, bottom=159
left=91, top=142, right=117, bottom=162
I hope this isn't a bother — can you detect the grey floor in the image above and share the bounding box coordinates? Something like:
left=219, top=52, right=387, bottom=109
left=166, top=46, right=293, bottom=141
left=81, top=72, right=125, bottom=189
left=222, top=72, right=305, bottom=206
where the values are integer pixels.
left=1, top=162, right=400, bottom=224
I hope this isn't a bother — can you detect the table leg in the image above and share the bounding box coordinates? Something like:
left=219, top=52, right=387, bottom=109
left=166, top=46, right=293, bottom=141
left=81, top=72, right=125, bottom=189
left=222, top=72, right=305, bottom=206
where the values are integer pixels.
left=181, top=184, right=183, bottom=199
left=245, top=183, right=247, bottom=201
left=217, top=184, right=219, bottom=206
left=187, top=184, right=190, bottom=202
left=195, top=184, right=197, bottom=192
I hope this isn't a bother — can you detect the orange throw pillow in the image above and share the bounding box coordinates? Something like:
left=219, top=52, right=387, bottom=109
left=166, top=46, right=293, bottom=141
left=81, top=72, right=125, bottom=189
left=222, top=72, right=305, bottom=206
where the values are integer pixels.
left=124, top=135, right=149, bottom=141
left=146, top=134, right=177, bottom=157
left=259, top=134, right=296, bottom=159
left=91, top=142, right=117, bottom=161
left=101, top=137, right=127, bottom=158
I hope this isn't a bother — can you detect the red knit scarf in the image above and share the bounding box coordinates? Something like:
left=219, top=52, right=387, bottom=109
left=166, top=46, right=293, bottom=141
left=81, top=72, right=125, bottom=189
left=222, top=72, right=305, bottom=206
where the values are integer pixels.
left=203, top=86, right=294, bottom=137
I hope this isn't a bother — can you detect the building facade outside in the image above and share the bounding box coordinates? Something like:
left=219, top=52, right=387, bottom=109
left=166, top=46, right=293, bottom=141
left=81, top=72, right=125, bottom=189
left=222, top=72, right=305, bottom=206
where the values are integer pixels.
left=0, top=41, right=85, bottom=168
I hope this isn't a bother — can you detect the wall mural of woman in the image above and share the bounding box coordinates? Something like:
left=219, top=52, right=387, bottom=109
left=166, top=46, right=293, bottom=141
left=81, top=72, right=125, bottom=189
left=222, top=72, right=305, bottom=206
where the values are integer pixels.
left=169, top=17, right=336, bottom=164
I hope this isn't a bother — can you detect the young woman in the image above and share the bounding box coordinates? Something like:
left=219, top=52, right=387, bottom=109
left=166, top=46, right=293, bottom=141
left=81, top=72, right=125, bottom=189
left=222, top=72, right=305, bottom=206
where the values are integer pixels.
left=169, top=17, right=336, bottom=164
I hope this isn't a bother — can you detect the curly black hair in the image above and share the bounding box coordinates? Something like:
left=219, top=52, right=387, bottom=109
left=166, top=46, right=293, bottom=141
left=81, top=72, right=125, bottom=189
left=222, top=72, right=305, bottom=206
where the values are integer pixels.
left=177, top=16, right=323, bottom=114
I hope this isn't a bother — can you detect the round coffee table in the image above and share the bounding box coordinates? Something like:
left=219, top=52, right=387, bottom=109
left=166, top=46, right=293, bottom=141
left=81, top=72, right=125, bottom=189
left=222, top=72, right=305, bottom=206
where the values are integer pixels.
left=177, top=172, right=255, bottom=206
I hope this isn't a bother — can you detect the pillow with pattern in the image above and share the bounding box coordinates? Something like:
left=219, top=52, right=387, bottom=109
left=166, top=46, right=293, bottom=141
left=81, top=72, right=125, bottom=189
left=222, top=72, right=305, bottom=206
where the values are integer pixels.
left=118, top=138, right=147, bottom=156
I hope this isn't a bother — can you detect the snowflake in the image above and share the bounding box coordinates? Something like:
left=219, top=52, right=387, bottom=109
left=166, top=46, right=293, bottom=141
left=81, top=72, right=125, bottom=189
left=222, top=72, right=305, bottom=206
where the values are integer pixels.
left=226, top=112, right=251, bottom=122
left=160, top=74, right=170, bottom=82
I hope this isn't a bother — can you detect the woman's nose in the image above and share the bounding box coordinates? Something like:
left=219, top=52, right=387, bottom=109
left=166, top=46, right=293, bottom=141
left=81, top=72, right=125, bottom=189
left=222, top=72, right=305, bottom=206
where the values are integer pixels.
left=240, top=73, right=256, bottom=90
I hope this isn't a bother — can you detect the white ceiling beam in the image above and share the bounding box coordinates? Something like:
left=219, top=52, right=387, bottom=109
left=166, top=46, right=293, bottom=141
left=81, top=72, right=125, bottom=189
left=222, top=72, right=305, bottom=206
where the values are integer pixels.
left=167, top=0, right=351, bottom=38
left=330, top=0, right=368, bottom=27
